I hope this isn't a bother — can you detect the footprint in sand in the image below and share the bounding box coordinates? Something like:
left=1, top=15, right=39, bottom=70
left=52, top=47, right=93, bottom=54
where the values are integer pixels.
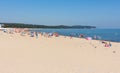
left=113, top=51, right=116, bottom=53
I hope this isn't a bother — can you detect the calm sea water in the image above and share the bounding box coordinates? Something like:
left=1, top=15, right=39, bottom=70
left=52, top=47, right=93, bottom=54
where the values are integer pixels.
left=31, top=29, right=120, bottom=42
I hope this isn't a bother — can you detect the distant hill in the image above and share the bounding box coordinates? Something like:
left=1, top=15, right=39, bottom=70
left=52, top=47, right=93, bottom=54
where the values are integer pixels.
left=0, top=23, right=96, bottom=29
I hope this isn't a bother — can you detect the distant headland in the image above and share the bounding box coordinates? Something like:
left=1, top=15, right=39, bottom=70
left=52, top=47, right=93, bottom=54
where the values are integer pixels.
left=0, top=23, right=96, bottom=29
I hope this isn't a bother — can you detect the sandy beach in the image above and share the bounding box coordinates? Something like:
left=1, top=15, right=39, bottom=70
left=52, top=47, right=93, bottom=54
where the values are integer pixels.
left=0, top=30, right=120, bottom=73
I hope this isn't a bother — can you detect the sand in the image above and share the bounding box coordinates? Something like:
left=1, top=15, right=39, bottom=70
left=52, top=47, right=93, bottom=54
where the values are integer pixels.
left=0, top=31, right=120, bottom=73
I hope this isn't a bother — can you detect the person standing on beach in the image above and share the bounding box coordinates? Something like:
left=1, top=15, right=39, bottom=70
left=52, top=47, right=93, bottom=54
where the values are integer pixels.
left=30, top=32, right=34, bottom=37
left=109, top=42, right=112, bottom=47
left=35, top=32, right=38, bottom=39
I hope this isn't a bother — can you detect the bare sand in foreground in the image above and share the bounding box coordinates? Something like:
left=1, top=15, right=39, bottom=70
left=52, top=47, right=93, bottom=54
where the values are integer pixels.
left=0, top=31, right=120, bottom=73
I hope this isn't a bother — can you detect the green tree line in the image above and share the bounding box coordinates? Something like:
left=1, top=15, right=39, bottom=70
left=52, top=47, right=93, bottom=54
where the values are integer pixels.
left=0, top=23, right=96, bottom=29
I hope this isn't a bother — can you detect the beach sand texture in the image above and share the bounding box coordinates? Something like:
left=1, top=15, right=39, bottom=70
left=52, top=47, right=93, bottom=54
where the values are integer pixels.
left=0, top=31, right=120, bottom=73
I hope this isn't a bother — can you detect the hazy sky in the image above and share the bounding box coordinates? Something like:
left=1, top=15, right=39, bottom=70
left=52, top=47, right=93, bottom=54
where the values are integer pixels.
left=0, top=0, right=120, bottom=28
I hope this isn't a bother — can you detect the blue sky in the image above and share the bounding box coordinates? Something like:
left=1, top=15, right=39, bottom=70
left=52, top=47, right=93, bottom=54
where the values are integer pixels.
left=0, top=0, right=120, bottom=28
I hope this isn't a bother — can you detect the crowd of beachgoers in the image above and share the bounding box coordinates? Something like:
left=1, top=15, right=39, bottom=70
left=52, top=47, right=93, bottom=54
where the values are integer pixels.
left=0, top=28, right=112, bottom=48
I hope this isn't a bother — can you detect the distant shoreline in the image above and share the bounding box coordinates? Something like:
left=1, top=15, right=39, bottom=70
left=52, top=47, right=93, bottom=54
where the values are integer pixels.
left=0, top=23, right=96, bottom=29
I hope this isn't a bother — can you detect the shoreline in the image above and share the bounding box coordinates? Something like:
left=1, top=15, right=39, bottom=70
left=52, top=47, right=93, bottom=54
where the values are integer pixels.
left=29, top=28, right=120, bottom=43
left=1, top=28, right=120, bottom=43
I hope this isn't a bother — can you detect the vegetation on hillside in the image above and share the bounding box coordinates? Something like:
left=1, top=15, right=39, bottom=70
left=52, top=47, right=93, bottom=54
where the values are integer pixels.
left=0, top=23, right=96, bottom=29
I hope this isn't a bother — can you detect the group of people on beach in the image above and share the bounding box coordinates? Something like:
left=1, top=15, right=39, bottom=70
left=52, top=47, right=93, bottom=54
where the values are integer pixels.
left=29, top=31, right=59, bottom=38
left=101, top=41, right=112, bottom=47
left=1, top=28, right=112, bottom=48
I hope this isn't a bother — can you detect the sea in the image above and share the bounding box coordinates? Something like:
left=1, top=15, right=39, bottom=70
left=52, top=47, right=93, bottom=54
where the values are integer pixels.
left=31, top=29, right=120, bottom=42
